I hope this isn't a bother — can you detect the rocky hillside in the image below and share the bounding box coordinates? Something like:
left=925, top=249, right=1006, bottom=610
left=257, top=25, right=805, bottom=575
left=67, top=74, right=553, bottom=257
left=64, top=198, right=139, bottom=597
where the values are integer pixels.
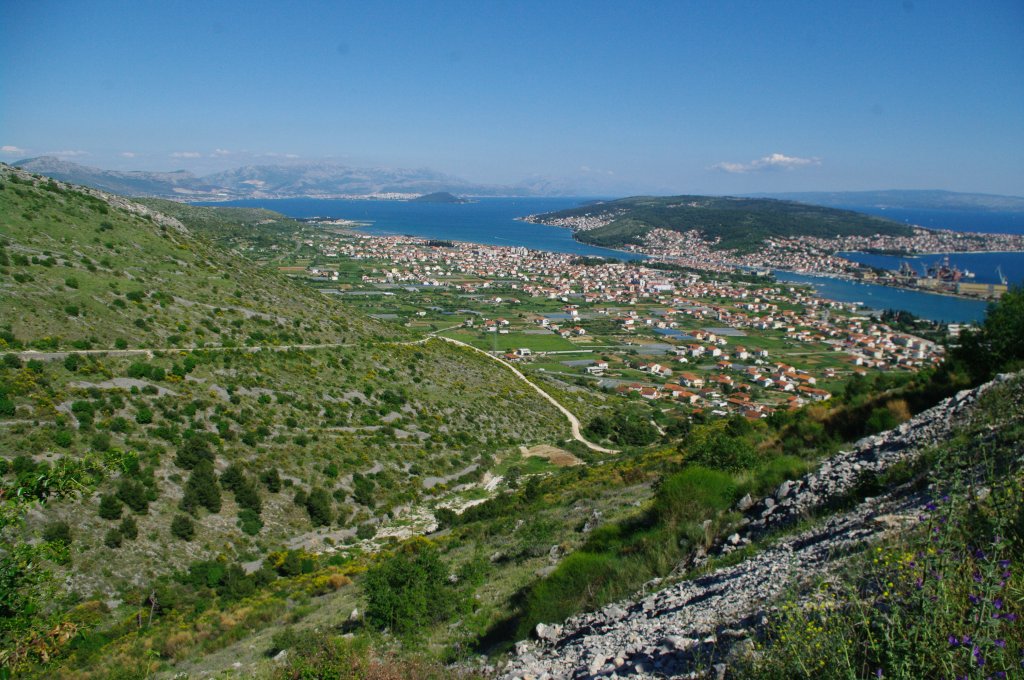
left=502, top=372, right=1023, bottom=679
left=0, top=164, right=394, bottom=349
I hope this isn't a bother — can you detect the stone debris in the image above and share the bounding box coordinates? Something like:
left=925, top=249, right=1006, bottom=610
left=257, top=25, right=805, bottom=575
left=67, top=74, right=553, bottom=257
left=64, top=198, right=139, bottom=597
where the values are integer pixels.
left=500, top=374, right=1015, bottom=679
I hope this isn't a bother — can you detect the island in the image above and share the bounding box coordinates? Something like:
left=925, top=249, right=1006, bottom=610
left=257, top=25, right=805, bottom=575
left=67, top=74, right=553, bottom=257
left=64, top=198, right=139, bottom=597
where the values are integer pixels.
left=524, top=194, right=1024, bottom=300
left=410, top=191, right=470, bottom=204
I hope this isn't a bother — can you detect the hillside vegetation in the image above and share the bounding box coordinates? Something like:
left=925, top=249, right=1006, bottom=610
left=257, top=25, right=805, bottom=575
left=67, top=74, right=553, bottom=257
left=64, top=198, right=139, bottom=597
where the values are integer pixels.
left=533, top=195, right=913, bottom=252
left=0, top=166, right=393, bottom=351
left=2, top=166, right=1021, bottom=679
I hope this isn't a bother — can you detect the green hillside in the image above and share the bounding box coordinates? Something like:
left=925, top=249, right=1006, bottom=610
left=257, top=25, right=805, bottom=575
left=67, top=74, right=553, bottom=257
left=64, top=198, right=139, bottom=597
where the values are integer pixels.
left=0, top=166, right=390, bottom=351
left=0, top=168, right=571, bottom=640
left=534, top=194, right=914, bottom=252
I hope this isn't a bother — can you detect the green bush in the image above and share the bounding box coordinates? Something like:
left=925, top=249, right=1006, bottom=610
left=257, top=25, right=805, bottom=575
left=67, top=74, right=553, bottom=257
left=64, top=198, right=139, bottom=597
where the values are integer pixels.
left=119, top=515, right=138, bottom=540
left=305, top=487, right=333, bottom=527
left=687, top=431, right=758, bottom=472
left=103, top=529, right=123, bottom=549
left=364, top=540, right=467, bottom=636
left=42, top=520, right=72, bottom=546
left=180, top=460, right=222, bottom=515
left=653, top=465, right=737, bottom=525
left=260, top=467, right=282, bottom=493
left=747, top=455, right=808, bottom=497
left=519, top=552, right=622, bottom=635
left=170, top=514, right=195, bottom=541
left=116, top=479, right=149, bottom=513
left=98, top=494, right=123, bottom=520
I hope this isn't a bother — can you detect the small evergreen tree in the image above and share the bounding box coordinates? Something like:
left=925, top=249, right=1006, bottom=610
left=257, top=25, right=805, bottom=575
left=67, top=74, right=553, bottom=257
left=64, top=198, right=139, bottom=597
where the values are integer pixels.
left=260, top=467, right=282, bottom=493
left=104, top=529, right=123, bottom=549
left=304, top=487, right=334, bottom=527
left=119, top=515, right=138, bottom=540
left=170, top=514, right=195, bottom=541
left=116, top=479, right=149, bottom=513
left=98, top=494, right=123, bottom=520
left=180, top=459, right=221, bottom=515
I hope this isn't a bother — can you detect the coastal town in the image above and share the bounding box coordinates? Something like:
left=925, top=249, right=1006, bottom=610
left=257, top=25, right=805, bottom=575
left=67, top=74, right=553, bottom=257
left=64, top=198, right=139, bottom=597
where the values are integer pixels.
left=285, top=226, right=947, bottom=423
left=524, top=211, right=1024, bottom=299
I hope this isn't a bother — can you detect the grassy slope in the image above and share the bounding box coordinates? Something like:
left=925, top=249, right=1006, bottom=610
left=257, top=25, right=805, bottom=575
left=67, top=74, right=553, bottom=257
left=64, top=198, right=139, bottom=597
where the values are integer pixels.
left=535, top=195, right=914, bottom=252
left=0, top=167, right=570, bottom=597
left=0, top=166, right=391, bottom=350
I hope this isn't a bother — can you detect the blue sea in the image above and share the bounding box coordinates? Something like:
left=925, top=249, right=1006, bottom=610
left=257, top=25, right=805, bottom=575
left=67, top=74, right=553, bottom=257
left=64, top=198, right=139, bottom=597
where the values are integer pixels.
left=836, top=207, right=1024, bottom=235
left=198, top=197, right=644, bottom=261
left=198, top=198, right=1017, bottom=323
left=840, top=251, right=1024, bottom=287
left=773, top=272, right=990, bottom=324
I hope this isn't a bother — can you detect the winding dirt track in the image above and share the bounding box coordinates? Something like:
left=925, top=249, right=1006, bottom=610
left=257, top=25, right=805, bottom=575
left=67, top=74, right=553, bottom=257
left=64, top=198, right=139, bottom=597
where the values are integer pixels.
left=431, top=336, right=617, bottom=454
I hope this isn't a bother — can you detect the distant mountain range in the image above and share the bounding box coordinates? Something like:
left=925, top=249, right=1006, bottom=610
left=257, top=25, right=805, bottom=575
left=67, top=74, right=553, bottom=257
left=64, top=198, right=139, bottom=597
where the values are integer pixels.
left=10, top=156, right=556, bottom=199
left=750, top=190, right=1024, bottom=213
left=12, top=157, right=1024, bottom=211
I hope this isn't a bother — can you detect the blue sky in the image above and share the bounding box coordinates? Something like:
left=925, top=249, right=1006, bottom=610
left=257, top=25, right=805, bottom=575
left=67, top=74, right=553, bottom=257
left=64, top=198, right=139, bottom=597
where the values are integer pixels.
left=2, top=0, right=1022, bottom=195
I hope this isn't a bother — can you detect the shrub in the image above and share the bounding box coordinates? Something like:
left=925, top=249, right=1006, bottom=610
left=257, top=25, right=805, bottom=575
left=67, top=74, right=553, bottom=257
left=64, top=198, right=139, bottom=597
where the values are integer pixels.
left=117, top=479, right=150, bottom=513
left=170, top=514, right=195, bottom=540
left=104, top=529, right=123, bottom=549
left=748, top=455, right=808, bottom=497
left=42, top=520, right=72, bottom=546
left=653, top=466, right=737, bottom=525
left=98, top=494, right=123, bottom=520
left=364, top=540, right=466, bottom=636
left=687, top=431, right=758, bottom=471
left=63, top=353, right=82, bottom=372
left=180, top=460, right=221, bottom=515
left=356, top=523, right=376, bottom=540
left=261, top=467, right=282, bottom=493
left=519, top=552, right=622, bottom=635
left=175, top=435, right=215, bottom=470
left=119, top=515, right=138, bottom=540
left=305, top=487, right=334, bottom=527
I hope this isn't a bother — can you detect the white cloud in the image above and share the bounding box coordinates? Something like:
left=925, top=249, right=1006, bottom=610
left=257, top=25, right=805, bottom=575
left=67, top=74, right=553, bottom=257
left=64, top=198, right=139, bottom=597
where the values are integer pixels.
left=170, top=151, right=202, bottom=159
left=211, top=148, right=232, bottom=157
left=45, top=149, right=89, bottom=157
left=119, top=151, right=137, bottom=158
left=1, top=145, right=27, bottom=155
left=258, top=151, right=301, bottom=159
left=713, top=152, right=821, bottom=173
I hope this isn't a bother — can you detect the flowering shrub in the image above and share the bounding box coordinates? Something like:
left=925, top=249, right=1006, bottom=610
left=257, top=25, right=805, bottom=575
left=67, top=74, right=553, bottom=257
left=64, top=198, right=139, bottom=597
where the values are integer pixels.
left=744, top=463, right=1023, bottom=679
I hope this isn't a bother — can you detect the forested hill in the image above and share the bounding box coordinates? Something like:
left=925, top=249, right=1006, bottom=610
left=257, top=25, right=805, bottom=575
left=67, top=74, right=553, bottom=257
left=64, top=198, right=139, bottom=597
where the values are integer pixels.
left=531, top=195, right=914, bottom=252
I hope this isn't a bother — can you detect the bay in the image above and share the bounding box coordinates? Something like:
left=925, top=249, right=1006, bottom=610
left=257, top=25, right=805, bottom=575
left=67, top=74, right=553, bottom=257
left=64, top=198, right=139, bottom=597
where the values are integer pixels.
left=773, top=271, right=989, bottom=323
left=198, top=197, right=997, bottom=323
left=197, top=197, right=645, bottom=261
left=839, top=251, right=1024, bottom=287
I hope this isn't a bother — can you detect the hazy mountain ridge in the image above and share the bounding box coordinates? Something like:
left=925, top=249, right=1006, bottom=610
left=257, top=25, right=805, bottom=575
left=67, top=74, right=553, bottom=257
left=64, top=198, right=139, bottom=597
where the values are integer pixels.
left=14, top=157, right=541, bottom=199
left=752, top=189, right=1024, bottom=212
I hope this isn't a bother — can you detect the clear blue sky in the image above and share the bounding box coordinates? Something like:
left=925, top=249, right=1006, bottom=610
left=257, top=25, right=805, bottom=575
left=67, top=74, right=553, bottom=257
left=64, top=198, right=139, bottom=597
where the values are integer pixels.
left=2, top=0, right=1022, bottom=195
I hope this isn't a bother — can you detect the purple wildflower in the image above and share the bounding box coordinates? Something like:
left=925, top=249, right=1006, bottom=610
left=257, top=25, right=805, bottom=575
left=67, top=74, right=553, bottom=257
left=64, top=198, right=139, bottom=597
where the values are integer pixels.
left=949, top=635, right=959, bottom=647
left=993, top=598, right=1003, bottom=610
left=1004, top=613, right=1017, bottom=622
left=969, top=594, right=981, bottom=605
left=994, top=639, right=1006, bottom=649
left=973, top=571, right=984, bottom=583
